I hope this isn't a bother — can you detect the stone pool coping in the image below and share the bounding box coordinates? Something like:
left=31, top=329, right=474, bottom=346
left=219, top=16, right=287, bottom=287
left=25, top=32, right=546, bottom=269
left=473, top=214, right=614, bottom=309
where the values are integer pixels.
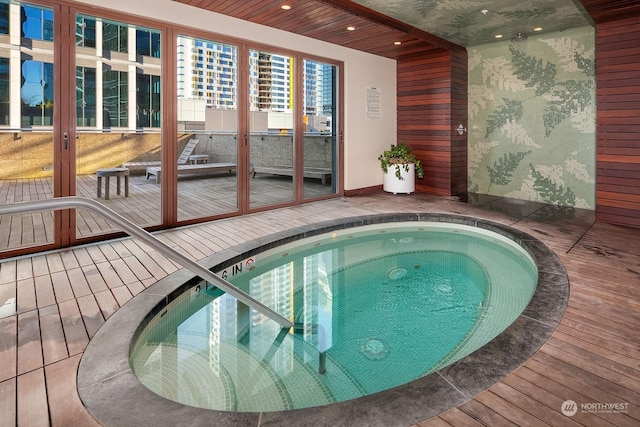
left=77, top=213, right=569, bottom=427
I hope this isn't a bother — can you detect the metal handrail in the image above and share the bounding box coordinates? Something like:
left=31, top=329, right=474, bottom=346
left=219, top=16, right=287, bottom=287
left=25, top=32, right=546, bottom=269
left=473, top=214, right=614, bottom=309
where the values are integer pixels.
left=0, top=197, right=293, bottom=328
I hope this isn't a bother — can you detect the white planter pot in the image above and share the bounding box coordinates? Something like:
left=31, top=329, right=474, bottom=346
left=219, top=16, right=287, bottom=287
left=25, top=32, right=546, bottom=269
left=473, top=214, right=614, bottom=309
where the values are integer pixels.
left=383, top=163, right=415, bottom=194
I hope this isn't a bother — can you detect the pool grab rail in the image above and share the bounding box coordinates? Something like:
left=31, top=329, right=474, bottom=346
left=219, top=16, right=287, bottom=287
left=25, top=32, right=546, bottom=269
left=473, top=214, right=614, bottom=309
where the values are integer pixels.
left=0, top=197, right=293, bottom=328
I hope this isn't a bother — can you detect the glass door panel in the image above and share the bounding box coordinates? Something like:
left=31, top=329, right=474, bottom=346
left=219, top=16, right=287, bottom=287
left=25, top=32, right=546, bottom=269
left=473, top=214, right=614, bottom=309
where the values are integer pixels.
left=75, top=15, right=163, bottom=238
left=0, top=2, right=55, bottom=252
left=303, top=60, right=338, bottom=198
left=176, top=36, right=238, bottom=221
left=248, top=50, right=294, bottom=209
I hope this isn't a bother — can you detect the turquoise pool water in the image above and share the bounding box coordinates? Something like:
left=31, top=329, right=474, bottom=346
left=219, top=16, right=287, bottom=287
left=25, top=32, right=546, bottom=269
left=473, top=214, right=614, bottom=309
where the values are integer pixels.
left=130, top=222, right=537, bottom=412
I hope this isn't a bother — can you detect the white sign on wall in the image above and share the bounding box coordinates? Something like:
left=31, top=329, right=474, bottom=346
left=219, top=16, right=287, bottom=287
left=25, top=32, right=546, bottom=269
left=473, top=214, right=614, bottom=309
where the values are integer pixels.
left=366, top=86, right=381, bottom=119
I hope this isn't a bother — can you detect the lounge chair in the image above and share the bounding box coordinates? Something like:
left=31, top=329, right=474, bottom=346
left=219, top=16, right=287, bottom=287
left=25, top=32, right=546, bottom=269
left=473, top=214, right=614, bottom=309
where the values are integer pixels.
left=252, top=165, right=332, bottom=186
left=141, top=139, right=237, bottom=183
left=146, top=162, right=237, bottom=183
left=121, top=138, right=199, bottom=173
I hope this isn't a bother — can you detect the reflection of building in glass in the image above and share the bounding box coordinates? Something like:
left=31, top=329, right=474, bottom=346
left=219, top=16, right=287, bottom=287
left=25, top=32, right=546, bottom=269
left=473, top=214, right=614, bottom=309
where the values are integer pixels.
left=0, top=3, right=161, bottom=130
left=269, top=54, right=291, bottom=112
left=304, top=60, right=335, bottom=132
left=248, top=50, right=292, bottom=113
left=0, top=2, right=56, bottom=127
left=250, top=263, right=292, bottom=326
left=0, top=57, right=9, bottom=125
left=210, top=293, right=240, bottom=376
left=75, top=16, right=161, bottom=129
left=178, top=46, right=312, bottom=115
left=177, top=37, right=237, bottom=109
left=256, top=52, right=272, bottom=110
left=321, top=64, right=335, bottom=116
left=0, top=4, right=331, bottom=132
left=304, top=60, right=321, bottom=115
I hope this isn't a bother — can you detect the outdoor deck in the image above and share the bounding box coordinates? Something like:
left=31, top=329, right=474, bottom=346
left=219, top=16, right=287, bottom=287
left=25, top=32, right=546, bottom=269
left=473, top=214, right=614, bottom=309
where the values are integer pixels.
left=0, top=172, right=334, bottom=249
left=0, top=192, right=639, bottom=426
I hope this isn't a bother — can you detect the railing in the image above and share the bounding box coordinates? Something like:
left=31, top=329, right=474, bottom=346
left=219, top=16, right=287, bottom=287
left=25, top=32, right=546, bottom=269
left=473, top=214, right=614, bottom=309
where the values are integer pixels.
left=0, top=197, right=293, bottom=328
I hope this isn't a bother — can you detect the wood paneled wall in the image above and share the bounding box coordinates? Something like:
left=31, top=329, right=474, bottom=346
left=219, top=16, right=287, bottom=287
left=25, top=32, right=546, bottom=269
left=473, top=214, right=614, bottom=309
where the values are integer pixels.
left=397, top=48, right=468, bottom=197
left=596, top=16, right=640, bottom=228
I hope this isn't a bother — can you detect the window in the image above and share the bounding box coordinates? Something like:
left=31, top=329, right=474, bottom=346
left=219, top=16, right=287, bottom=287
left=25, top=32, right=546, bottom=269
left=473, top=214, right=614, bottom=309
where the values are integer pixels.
left=136, top=73, right=160, bottom=128
left=0, top=58, right=8, bottom=125
left=76, top=66, right=96, bottom=126
left=103, top=69, right=128, bottom=127
left=103, top=21, right=128, bottom=53
left=136, top=29, right=160, bottom=58
left=22, top=3, right=53, bottom=41
left=21, top=60, right=53, bottom=126
left=75, top=13, right=163, bottom=238
left=76, top=16, right=96, bottom=47
left=0, top=2, right=9, bottom=35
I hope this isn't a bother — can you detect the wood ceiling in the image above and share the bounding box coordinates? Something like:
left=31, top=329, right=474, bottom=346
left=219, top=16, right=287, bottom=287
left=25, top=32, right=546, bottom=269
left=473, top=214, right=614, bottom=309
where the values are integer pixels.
left=173, top=0, right=460, bottom=60
left=578, top=0, right=640, bottom=23
left=174, top=0, right=640, bottom=59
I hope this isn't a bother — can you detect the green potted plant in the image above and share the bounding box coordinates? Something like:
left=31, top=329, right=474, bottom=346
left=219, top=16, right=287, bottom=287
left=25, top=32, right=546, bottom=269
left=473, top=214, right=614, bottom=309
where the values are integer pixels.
left=378, top=142, right=424, bottom=194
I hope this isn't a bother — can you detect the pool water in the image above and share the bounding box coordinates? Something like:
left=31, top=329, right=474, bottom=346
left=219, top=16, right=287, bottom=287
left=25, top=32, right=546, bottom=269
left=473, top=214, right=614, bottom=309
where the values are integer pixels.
left=130, top=223, right=537, bottom=412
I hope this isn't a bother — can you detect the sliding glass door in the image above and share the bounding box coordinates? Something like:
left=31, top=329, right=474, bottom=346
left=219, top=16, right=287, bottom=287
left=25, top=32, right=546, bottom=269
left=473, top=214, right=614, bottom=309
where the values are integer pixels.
left=248, top=52, right=340, bottom=210
left=74, top=15, right=163, bottom=238
left=248, top=49, right=295, bottom=210
left=302, top=59, right=338, bottom=199
left=0, top=1, right=342, bottom=258
left=0, top=1, right=56, bottom=252
left=176, top=36, right=239, bottom=221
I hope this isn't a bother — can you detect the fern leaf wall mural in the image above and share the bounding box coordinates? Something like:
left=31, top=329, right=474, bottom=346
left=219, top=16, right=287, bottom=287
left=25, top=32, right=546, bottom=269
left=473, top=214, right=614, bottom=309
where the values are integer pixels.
left=468, top=26, right=595, bottom=209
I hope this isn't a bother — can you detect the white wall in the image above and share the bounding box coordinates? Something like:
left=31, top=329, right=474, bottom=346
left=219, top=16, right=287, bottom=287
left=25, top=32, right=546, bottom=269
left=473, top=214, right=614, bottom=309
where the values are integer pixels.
left=75, top=0, right=397, bottom=191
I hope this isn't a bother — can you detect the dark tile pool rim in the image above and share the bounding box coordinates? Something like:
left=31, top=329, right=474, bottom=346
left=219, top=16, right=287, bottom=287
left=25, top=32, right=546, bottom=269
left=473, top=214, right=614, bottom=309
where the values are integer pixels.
left=77, top=213, right=569, bottom=427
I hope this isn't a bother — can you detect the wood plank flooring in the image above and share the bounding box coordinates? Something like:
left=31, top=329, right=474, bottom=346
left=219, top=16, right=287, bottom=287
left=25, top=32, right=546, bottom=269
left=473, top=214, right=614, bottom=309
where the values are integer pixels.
left=0, top=192, right=639, bottom=426
left=0, top=173, right=334, bottom=250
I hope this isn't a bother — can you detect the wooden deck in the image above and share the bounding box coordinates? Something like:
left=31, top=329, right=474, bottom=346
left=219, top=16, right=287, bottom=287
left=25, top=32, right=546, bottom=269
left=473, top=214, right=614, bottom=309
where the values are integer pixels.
left=0, top=192, right=639, bottom=426
left=0, top=173, right=334, bottom=250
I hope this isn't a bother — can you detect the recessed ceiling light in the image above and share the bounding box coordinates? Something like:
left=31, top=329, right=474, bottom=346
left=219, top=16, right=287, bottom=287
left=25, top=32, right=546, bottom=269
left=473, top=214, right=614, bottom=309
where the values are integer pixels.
left=533, top=27, right=543, bottom=32
left=347, top=26, right=356, bottom=31
left=494, top=34, right=503, bottom=39
left=394, top=41, right=402, bottom=45
left=281, top=5, right=291, bottom=10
